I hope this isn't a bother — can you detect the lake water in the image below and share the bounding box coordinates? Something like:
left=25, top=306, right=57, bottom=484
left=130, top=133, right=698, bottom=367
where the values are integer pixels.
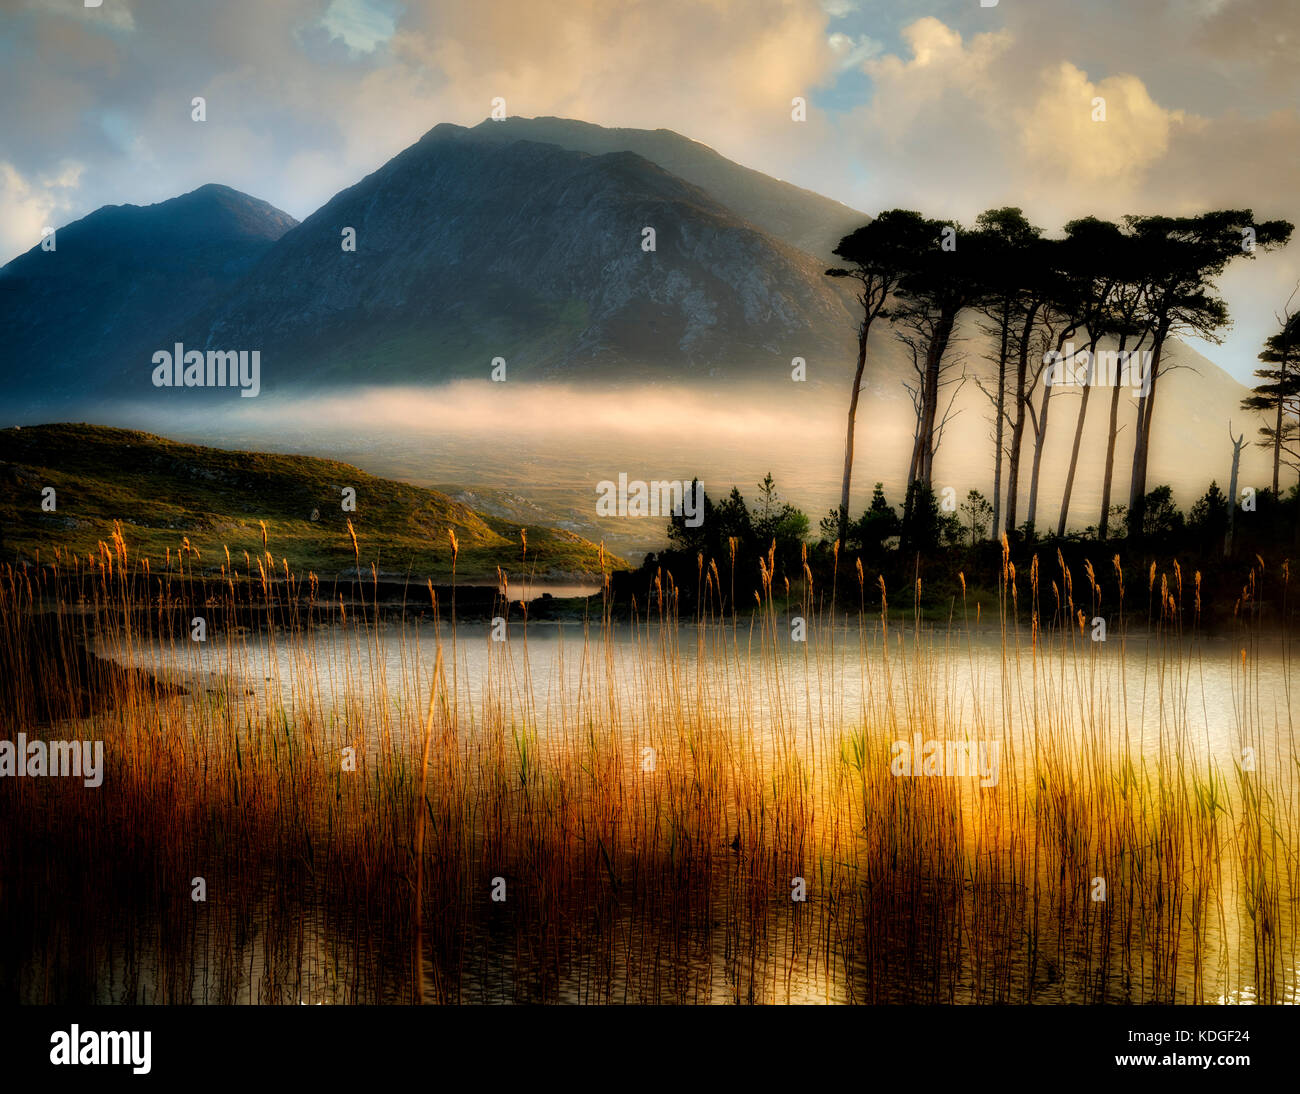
left=81, top=615, right=1298, bottom=1004
left=100, top=617, right=1295, bottom=771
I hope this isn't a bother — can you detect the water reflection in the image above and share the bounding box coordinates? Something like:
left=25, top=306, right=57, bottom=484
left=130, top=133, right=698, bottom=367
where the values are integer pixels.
left=23, top=619, right=1295, bottom=1004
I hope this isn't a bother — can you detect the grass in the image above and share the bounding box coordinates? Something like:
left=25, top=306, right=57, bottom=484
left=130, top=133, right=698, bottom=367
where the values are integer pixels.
left=0, top=525, right=1295, bottom=1004
left=0, top=424, right=619, bottom=582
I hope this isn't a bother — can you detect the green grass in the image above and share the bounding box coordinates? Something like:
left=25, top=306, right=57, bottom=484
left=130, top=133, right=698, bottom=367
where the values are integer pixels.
left=0, top=423, right=623, bottom=581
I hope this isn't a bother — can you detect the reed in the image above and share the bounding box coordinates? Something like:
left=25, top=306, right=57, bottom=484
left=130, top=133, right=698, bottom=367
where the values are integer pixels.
left=0, top=529, right=1295, bottom=1004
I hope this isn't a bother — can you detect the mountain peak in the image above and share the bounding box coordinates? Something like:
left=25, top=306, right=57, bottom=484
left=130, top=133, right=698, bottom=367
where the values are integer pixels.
left=2, top=184, right=297, bottom=271
left=0, top=185, right=298, bottom=408
left=2, top=118, right=863, bottom=409
left=116, top=183, right=299, bottom=242
left=418, top=121, right=471, bottom=143
left=451, top=115, right=864, bottom=258
left=169, top=129, right=857, bottom=392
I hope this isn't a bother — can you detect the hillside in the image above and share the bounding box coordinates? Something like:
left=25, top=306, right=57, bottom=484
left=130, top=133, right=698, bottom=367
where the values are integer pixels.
left=0, top=185, right=298, bottom=411
left=453, top=116, right=866, bottom=259
left=0, top=424, right=620, bottom=581
left=181, top=130, right=859, bottom=394
left=0, top=122, right=863, bottom=407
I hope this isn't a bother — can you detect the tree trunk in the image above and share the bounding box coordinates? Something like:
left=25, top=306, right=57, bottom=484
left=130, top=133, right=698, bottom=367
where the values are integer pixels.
left=1003, top=305, right=1040, bottom=537
left=1026, top=378, right=1054, bottom=534
left=1023, top=322, right=1077, bottom=537
left=917, top=357, right=938, bottom=486
left=1227, top=426, right=1244, bottom=558
left=906, top=434, right=921, bottom=488
left=1273, top=373, right=1284, bottom=496
left=1294, top=466, right=1300, bottom=552
left=991, top=311, right=1011, bottom=540
left=1057, top=339, right=1098, bottom=537
left=913, top=309, right=958, bottom=490
left=1098, top=336, right=1131, bottom=540
left=919, top=320, right=945, bottom=487
left=838, top=321, right=870, bottom=544
left=1128, top=335, right=1166, bottom=538
left=1099, top=382, right=1122, bottom=540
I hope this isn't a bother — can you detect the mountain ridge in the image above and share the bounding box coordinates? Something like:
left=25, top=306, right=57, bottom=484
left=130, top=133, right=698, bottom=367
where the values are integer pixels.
left=1, top=184, right=298, bottom=409
left=1, top=118, right=868, bottom=406
left=436, top=116, right=865, bottom=259
left=150, top=129, right=861, bottom=393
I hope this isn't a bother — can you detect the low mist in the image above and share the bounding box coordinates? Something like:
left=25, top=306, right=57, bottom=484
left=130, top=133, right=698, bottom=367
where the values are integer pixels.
left=33, top=372, right=1279, bottom=558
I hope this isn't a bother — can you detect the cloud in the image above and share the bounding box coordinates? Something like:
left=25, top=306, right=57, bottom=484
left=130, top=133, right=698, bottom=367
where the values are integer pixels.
left=24, top=0, right=137, bottom=33
left=1017, top=63, right=1182, bottom=190
left=0, top=160, right=84, bottom=259
left=385, top=0, right=837, bottom=144
left=827, top=31, right=883, bottom=70
left=838, top=16, right=1284, bottom=225
left=1194, top=0, right=1300, bottom=88
left=0, top=0, right=847, bottom=238
left=822, top=0, right=859, bottom=18
left=319, top=0, right=400, bottom=55
left=0, top=0, right=1296, bottom=381
left=855, top=17, right=1013, bottom=142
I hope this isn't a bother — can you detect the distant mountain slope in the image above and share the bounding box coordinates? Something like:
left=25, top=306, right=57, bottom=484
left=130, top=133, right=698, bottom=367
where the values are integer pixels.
left=0, top=424, right=617, bottom=580
left=452, top=116, right=866, bottom=259
left=0, top=185, right=297, bottom=410
left=180, top=130, right=859, bottom=393
left=0, top=125, right=865, bottom=405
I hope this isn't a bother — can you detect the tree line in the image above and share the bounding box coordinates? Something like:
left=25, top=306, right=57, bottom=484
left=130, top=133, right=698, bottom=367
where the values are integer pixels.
left=826, top=208, right=1295, bottom=547
left=639, top=466, right=1296, bottom=624
left=623, top=206, right=1299, bottom=618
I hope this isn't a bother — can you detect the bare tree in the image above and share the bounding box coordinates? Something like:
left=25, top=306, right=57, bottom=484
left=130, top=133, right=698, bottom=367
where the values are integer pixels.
left=1241, top=283, right=1300, bottom=495
left=893, top=220, right=981, bottom=491
left=1054, top=218, right=1125, bottom=538
left=1227, top=421, right=1246, bottom=558
left=1001, top=236, right=1064, bottom=538
left=826, top=211, right=935, bottom=545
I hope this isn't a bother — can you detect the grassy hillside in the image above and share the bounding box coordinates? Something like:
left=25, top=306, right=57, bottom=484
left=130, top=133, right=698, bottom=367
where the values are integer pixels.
left=0, top=424, right=622, bottom=581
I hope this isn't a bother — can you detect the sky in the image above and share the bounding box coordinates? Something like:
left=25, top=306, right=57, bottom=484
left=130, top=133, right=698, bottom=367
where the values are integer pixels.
left=1, top=0, right=1297, bottom=383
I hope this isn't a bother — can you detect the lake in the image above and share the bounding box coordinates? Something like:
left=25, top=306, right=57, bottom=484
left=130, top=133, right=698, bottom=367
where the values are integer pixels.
left=64, top=612, right=1295, bottom=1004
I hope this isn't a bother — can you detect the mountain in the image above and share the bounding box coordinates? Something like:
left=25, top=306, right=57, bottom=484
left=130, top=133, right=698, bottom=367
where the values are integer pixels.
left=453, top=117, right=865, bottom=259
left=0, top=116, right=1274, bottom=538
left=0, top=185, right=297, bottom=410
left=0, top=122, right=866, bottom=405
left=182, top=127, right=860, bottom=393
left=0, top=423, right=617, bottom=580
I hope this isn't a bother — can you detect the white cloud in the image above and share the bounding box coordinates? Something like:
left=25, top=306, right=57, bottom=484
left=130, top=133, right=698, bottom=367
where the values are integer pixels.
left=1017, top=63, right=1183, bottom=190
left=845, top=18, right=1192, bottom=221
left=827, top=32, right=883, bottom=70
left=319, top=0, right=399, bottom=54
left=0, top=160, right=84, bottom=258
